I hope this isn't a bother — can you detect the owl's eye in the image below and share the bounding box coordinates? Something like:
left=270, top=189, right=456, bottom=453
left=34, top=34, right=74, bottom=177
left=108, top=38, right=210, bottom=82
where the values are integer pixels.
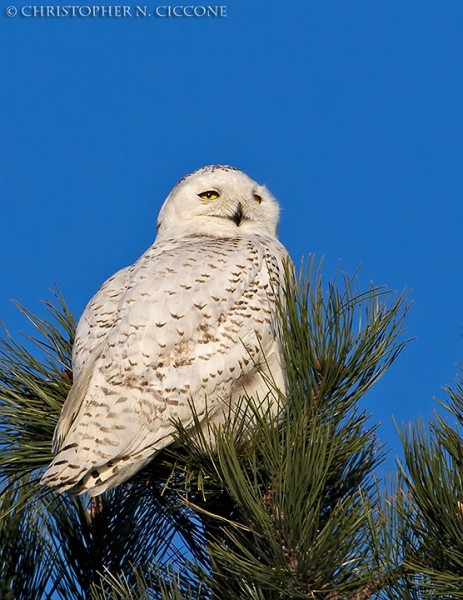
left=253, top=194, right=262, bottom=204
left=198, top=190, right=220, bottom=200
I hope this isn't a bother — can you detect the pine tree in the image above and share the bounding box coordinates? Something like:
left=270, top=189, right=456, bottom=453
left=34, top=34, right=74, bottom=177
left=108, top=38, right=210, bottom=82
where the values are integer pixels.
left=0, top=259, right=415, bottom=599
left=394, top=368, right=463, bottom=598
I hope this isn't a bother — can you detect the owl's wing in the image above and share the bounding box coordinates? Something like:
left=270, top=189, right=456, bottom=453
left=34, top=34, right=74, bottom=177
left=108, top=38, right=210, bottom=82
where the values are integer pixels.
left=43, top=235, right=286, bottom=495
left=72, top=265, right=134, bottom=379
left=52, top=265, right=133, bottom=453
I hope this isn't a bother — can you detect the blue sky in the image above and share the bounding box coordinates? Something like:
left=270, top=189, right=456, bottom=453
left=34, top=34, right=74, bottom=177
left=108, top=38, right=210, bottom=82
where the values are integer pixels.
left=1, top=0, right=462, bottom=460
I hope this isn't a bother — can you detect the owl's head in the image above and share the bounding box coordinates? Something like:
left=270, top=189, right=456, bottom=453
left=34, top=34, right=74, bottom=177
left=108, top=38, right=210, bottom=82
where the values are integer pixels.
left=155, top=165, right=280, bottom=241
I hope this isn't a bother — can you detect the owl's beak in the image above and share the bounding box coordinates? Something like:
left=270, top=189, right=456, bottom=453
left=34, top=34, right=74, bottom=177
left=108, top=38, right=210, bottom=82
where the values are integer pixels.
left=230, top=202, right=243, bottom=226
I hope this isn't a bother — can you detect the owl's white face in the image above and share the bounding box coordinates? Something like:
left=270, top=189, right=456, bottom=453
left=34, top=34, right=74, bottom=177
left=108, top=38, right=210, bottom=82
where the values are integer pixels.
left=155, top=165, right=280, bottom=241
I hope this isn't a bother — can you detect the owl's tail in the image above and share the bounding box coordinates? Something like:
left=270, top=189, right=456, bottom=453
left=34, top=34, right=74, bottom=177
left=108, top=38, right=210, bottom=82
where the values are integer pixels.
left=40, top=444, right=158, bottom=496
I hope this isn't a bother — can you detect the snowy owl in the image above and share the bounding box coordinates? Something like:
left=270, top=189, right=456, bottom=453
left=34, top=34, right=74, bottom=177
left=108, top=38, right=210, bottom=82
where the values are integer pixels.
left=41, top=165, right=289, bottom=497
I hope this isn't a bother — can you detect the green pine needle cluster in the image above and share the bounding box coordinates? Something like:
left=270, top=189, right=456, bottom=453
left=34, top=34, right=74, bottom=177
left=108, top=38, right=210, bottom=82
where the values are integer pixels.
left=395, top=367, right=463, bottom=598
left=0, top=293, right=74, bottom=480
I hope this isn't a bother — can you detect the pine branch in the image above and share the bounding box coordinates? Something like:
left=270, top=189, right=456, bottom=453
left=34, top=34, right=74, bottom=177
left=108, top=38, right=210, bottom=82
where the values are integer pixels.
left=0, top=289, right=74, bottom=486
left=0, top=475, right=54, bottom=600
left=397, top=368, right=463, bottom=596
